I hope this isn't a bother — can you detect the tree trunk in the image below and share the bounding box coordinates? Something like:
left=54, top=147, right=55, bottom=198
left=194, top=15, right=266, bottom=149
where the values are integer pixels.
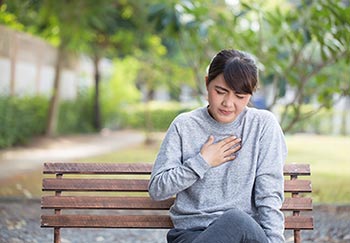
left=340, top=96, right=350, bottom=135
left=9, top=32, right=17, bottom=96
left=46, top=45, right=64, bottom=137
left=93, top=54, right=101, bottom=131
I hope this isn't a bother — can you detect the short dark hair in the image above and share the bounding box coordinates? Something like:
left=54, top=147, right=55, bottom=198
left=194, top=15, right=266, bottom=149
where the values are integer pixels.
left=207, top=49, right=258, bottom=94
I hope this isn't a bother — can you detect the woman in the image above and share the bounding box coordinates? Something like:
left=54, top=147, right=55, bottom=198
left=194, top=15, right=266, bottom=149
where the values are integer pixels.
left=148, top=49, right=287, bottom=243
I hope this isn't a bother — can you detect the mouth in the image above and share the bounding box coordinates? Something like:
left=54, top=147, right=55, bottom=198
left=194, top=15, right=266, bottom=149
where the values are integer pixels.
left=219, top=109, right=233, bottom=116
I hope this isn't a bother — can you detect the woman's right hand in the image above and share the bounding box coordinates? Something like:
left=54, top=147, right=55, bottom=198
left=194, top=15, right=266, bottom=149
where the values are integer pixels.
left=200, top=135, right=241, bottom=167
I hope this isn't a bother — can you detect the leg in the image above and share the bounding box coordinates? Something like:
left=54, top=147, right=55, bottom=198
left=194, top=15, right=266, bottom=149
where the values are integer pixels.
left=192, top=209, right=268, bottom=243
left=167, top=227, right=205, bottom=243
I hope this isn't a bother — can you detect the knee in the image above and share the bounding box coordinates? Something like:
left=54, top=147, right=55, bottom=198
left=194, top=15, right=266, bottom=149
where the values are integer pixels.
left=220, top=209, right=261, bottom=233
left=221, top=209, right=267, bottom=242
left=222, top=208, right=252, bottom=225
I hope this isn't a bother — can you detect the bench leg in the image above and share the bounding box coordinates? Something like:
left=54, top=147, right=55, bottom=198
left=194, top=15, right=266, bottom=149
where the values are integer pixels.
left=294, top=229, right=300, bottom=243
left=54, top=227, right=60, bottom=243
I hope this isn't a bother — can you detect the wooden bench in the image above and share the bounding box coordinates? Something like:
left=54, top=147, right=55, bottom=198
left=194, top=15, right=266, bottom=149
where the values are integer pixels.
left=41, top=162, right=314, bottom=243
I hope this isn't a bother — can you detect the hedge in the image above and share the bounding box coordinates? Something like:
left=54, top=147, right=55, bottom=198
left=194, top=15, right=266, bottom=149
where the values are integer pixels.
left=117, top=102, right=195, bottom=131
left=0, top=93, right=95, bottom=149
left=0, top=95, right=48, bottom=148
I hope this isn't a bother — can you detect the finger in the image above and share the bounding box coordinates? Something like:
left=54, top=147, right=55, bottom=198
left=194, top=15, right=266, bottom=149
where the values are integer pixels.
left=224, top=155, right=236, bottom=162
left=205, top=135, right=215, bottom=145
left=219, top=136, right=237, bottom=146
left=223, top=144, right=241, bottom=157
left=230, top=144, right=242, bottom=153
left=222, top=138, right=241, bottom=151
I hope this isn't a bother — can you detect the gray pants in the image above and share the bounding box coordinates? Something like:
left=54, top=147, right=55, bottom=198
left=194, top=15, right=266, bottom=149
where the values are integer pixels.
left=167, top=209, right=268, bottom=243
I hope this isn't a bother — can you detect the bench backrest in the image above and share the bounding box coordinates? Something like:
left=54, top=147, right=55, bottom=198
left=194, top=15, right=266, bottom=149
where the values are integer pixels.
left=41, top=162, right=313, bottom=243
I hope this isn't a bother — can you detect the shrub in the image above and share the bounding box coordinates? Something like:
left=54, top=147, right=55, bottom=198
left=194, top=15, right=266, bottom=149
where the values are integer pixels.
left=117, top=102, right=196, bottom=131
left=0, top=92, right=96, bottom=149
left=57, top=92, right=95, bottom=134
left=0, top=95, right=48, bottom=148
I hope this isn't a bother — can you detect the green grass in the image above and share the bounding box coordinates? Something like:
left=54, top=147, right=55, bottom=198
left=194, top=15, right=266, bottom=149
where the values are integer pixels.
left=0, top=143, right=160, bottom=198
left=78, top=143, right=159, bottom=163
left=0, top=134, right=349, bottom=204
left=285, top=134, right=350, bottom=203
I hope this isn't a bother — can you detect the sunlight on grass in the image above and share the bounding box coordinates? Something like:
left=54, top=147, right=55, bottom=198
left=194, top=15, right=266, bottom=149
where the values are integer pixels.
left=286, top=134, right=350, bottom=203
left=0, top=134, right=349, bottom=203
left=78, top=143, right=159, bottom=162
left=0, top=143, right=160, bottom=198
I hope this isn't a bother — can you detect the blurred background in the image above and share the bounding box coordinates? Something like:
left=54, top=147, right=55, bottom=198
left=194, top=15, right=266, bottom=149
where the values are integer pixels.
left=0, top=0, right=349, bottom=242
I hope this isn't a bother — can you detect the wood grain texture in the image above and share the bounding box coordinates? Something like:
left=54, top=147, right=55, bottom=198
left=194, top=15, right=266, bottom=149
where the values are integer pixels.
left=41, top=214, right=313, bottom=229
left=42, top=196, right=312, bottom=211
left=41, top=162, right=314, bottom=243
left=42, top=196, right=174, bottom=209
left=43, top=178, right=149, bottom=191
left=43, top=162, right=153, bottom=174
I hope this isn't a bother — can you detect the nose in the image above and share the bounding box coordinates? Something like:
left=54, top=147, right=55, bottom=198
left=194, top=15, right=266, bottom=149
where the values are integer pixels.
left=222, top=94, right=234, bottom=107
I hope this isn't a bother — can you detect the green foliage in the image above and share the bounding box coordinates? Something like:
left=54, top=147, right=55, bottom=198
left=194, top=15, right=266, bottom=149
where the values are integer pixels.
left=0, top=4, right=24, bottom=30
left=57, top=92, right=95, bottom=134
left=2, top=0, right=349, bottom=135
left=0, top=92, right=100, bottom=148
left=100, top=57, right=141, bottom=128
left=0, top=95, right=48, bottom=148
left=277, top=103, right=350, bottom=136
left=148, top=0, right=350, bottom=132
left=280, top=105, right=335, bottom=134
left=117, top=102, right=195, bottom=131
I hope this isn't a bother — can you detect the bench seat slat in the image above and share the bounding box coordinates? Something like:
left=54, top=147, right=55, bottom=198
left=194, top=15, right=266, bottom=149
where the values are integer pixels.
left=43, top=179, right=149, bottom=192
left=285, top=216, right=314, bottom=230
left=283, top=164, right=310, bottom=176
left=41, top=196, right=174, bottom=210
left=42, top=196, right=312, bottom=211
left=280, top=197, right=312, bottom=211
left=41, top=215, right=173, bottom=228
left=43, top=162, right=153, bottom=174
left=284, top=180, right=312, bottom=193
left=44, top=163, right=310, bottom=176
left=43, top=178, right=312, bottom=193
left=41, top=215, right=313, bottom=230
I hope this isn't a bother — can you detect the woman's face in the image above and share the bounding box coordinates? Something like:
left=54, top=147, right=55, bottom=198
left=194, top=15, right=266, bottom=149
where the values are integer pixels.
left=206, top=74, right=251, bottom=123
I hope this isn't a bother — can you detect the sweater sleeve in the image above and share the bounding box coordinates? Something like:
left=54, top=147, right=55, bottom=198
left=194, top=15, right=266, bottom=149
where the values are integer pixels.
left=254, top=112, right=287, bottom=243
left=148, top=120, right=211, bottom=201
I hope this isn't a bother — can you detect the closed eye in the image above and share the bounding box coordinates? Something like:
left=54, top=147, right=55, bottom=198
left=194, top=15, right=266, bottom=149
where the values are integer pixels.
left=235, top=94, right=246, bottom=99
left=216, top=89, right=226, bottom=95
left=215, top=86, right=228, bottom=95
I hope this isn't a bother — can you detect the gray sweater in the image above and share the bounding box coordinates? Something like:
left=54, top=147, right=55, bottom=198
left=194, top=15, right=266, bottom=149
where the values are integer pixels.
left=148, top=106, right=287, bottom=243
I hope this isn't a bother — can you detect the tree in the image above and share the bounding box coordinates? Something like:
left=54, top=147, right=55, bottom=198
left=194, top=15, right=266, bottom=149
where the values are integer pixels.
left=38, top=0, right=100, bottom=136
left=242, top=0, right=350, bottom=131
left=3, top=0, right=108, bottom=136
left=2, top=0, right=149, bottom=134
left=148, top=0, right=224, bottom=100
left=149, top=0, right=350, bottom=132
left=83, top=0, right=153, bottom=131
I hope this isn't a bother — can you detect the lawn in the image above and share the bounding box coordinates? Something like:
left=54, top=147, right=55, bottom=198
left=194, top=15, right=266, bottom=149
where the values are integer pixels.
left=285, top=134, right=350, bottom=204
left=0, top=134, right=349, bottom=204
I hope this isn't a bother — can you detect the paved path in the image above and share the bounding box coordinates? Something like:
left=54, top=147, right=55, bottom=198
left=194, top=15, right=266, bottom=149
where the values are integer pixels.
left=0, top=130, right=145, bottom=179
